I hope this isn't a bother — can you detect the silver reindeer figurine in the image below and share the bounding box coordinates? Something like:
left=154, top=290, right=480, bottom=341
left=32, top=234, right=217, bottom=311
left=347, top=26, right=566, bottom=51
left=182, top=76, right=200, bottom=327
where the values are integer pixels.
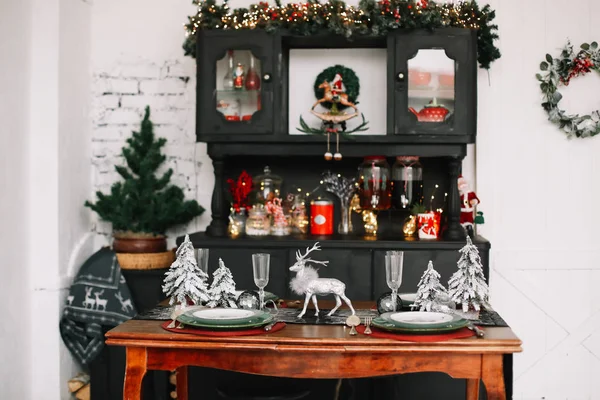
left=289, top=242, right=355, bottom=318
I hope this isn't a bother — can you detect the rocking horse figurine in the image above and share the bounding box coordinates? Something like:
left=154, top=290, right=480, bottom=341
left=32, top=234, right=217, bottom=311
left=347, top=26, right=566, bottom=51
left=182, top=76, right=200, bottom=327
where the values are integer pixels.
left=312, top=80, right=358, bottom=112
left=297, top=69, right=369, bottom=161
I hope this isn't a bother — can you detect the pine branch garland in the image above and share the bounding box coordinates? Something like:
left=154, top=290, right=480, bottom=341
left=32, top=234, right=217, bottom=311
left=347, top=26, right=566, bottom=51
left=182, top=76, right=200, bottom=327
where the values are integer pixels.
left=183, top=0, right=500, bottom=70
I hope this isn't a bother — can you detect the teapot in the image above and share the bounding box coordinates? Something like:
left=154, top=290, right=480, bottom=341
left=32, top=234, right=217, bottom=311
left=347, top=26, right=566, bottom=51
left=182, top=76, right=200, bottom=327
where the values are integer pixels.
left=409, top=98, right=450, bottom=122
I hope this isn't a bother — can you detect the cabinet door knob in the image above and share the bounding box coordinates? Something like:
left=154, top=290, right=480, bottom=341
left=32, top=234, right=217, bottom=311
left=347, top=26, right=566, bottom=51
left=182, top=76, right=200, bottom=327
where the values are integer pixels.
left=397, top=72, right=405, bottom=81
left=263, top=73, right=272, bottom=82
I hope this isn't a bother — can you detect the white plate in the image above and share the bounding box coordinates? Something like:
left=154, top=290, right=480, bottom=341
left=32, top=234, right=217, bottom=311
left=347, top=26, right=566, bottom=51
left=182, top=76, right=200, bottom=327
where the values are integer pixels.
left=192, top=308, right=256, bottom=320
left=389, top=311, right=454, bottom=325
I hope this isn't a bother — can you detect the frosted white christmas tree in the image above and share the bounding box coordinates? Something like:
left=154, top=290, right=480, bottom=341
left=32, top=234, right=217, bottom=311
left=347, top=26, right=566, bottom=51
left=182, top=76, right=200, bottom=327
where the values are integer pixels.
left=447, top=236, right=490, bottom=313
left=207, top=258, right=238, bottom=308
left=413, top=260, right=448, bottom=312
left=162, top=234, right=210, bottom=307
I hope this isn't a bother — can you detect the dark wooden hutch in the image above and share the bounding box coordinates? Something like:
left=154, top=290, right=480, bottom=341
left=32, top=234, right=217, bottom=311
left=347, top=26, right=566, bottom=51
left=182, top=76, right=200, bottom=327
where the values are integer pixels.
left=182, top=28, right=506, bottom=400
left=93, top=28, right=508, bottom=400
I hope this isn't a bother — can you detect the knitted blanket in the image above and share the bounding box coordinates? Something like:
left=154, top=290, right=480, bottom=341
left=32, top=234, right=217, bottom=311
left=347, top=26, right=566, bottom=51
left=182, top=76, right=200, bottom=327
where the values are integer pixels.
left=59, top=247, right=137, bottom=365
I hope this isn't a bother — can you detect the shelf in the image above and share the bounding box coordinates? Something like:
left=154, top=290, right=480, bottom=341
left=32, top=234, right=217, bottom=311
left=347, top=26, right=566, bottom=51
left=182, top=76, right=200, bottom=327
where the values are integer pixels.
left=216, top=89, right=260, bottom=97
left=408, top=88, right=455, bottom=100
left=186, top=231, right=490, bottom=250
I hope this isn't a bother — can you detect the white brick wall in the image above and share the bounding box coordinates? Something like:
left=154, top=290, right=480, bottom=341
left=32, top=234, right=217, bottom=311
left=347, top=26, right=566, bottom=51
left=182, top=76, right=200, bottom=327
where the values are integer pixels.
left=91, top=57, right=212, bottom=248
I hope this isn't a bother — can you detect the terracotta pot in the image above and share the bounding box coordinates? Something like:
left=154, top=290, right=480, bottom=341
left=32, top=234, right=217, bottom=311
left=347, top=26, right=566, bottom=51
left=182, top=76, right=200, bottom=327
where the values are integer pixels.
left=112, top=232, right=167, bottom=253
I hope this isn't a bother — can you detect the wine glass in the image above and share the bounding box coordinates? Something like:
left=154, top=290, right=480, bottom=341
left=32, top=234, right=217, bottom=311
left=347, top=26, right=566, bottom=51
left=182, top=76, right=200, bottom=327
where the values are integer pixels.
left=385, top=250, right=404, bottom=312
left=252, top=253, right=270, bottom=310
left=196, top=248, right=210, bottom=276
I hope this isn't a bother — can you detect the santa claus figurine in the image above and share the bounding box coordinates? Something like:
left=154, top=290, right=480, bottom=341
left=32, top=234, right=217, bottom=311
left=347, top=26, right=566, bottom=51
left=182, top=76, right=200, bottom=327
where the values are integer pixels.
left=330, top=73, right=344, bottom=97
left=458, top=175, right=479, bottom=237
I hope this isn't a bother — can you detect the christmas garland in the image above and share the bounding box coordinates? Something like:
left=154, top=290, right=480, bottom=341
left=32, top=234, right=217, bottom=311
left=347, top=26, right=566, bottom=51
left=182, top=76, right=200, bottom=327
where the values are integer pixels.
left=537, top=41, right=600, bottom=138
left=314, top=65, right=359, bottom=110
left=183, top=0, right=500, bottom=69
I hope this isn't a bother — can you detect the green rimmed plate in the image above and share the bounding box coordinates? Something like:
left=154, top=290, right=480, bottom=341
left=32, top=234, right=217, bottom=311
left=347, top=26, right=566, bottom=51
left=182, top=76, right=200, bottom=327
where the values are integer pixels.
left=373, top=311, right=469, bottom=334
left=177, top=308, right=274, bottom=330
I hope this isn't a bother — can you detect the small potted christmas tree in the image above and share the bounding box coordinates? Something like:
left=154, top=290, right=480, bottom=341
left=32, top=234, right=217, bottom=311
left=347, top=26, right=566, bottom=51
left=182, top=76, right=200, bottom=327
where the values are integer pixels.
left=85, top=107, right=204, bottom=269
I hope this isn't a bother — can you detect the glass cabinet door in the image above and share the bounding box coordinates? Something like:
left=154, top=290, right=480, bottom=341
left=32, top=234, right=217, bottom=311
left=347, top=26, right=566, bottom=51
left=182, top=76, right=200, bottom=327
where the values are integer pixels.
left=392, top=29, right=476, bottom=137
left=197, top=31, right=275, bottom=137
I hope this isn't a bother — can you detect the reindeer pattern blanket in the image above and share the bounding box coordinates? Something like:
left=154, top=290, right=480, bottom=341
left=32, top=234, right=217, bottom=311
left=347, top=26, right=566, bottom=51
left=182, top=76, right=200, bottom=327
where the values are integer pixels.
left=59, top=247, right=137, bottom=365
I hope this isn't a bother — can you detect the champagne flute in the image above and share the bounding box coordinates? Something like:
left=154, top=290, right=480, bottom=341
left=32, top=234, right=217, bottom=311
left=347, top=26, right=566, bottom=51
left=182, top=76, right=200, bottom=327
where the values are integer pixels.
left=252, top=253, right=270, bottom=311
left=385, top=250, right=404, bottom=312
left=196, top=248, right=210, bottom=276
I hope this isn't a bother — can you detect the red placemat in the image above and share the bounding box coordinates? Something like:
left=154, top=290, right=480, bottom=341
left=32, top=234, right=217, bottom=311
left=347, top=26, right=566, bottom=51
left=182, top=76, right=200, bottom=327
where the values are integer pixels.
left=356, top=325, right=477, bottom=342
left=161, top=321, right=286, bottom=336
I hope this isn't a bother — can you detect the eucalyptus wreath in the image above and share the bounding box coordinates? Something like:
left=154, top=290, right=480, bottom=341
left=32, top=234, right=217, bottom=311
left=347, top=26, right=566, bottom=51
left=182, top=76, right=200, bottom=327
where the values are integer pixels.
left=314, top=65, right=360, bottom=111
left=537, top=41, right=600, bottom=138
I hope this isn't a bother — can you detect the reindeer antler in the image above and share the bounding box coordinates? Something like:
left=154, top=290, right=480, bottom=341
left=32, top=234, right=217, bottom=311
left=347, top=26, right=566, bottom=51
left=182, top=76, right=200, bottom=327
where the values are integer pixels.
left=295, top=242, right=329, bottom=267
left=296, top=242, right=322, bottom=262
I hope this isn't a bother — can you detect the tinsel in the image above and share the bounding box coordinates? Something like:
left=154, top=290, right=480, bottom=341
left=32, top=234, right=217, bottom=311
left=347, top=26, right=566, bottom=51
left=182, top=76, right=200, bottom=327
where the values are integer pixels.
left=162, top=235, right=210, bottom=306
left=207, top=258, right=238, bottom=308
left=447, top=236, right=489, bottom=313
left=183, top=0, right=500, bottom=69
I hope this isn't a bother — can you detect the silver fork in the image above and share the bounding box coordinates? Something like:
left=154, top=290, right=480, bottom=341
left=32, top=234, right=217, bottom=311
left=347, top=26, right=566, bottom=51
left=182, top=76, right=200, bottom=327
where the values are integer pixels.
left=364, top=316, right=373, bottom=335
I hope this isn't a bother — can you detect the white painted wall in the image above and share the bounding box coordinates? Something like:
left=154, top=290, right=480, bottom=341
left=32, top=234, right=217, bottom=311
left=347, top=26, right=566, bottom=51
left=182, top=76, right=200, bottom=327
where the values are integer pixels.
left=0, top=0, right=92, bottom=398
left=477, top=1, right=600, bottom=398
left=0, top=0, right=33, bottom=398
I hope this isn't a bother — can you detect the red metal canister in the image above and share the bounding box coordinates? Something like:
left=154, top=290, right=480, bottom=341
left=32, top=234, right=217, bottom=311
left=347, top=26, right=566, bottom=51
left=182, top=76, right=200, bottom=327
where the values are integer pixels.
left=310, top=200, right=334, bottom=235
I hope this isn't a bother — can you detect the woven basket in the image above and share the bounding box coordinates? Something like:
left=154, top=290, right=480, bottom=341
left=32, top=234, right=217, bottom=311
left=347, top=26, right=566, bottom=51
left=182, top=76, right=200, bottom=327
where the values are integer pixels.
left=116, top=251, right=175, bottom=270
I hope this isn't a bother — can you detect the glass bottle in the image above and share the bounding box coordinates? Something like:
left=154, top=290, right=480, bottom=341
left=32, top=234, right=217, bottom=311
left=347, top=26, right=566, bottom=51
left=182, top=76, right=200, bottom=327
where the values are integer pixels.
left=222, top=50, right=235, bottom=91
left=392, top=156, right=423, bottom=209
left=245, top=205, right=271, bottom=236
left=357, top=156, right=392, bottom=211
left=245, top=56, right=260, bottom=91
left=252, top=166, right=283, bottom=204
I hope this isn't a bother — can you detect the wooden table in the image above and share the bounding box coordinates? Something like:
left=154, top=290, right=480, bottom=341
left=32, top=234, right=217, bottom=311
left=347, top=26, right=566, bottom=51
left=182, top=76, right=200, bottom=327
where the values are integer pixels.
left=106, top=315, right=521, bottom=400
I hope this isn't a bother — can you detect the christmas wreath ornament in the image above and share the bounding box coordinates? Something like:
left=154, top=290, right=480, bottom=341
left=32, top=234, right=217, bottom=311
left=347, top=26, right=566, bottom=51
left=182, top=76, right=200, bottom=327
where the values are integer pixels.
left=537, top=41, right=600, bottom=138
left=297, top=64, right=369, bottom=160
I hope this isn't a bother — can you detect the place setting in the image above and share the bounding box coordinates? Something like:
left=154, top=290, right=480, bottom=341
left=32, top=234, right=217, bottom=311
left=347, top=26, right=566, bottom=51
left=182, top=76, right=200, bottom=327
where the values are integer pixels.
left=160, top=239, right=284, bottom=337
left=352, top=247, right=489, bottom=342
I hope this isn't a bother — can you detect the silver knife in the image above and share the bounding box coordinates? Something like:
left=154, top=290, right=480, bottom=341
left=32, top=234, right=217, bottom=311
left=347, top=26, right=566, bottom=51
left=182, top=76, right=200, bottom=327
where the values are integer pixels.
left=263, top=321, right=277, bottom=331
left=468, top=323, right=485, bottom=338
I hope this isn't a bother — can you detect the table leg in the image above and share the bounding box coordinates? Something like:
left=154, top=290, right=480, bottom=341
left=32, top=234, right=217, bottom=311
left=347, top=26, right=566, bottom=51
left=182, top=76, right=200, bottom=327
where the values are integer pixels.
left=123, top=347, right=147, bottom=400
left=466, top=379, right=480, bottom=400
left=482, top=355, right=506, bottom=400
left=176, top=366, right=189, bottom=400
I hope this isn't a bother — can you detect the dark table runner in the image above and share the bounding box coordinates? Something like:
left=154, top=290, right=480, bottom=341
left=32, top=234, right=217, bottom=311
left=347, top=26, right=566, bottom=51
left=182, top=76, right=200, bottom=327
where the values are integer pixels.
left=134, top=304, right=508, bottom=327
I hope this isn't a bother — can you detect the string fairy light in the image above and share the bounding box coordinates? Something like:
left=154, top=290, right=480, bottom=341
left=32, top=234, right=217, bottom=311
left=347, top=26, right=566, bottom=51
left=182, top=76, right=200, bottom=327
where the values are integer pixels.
left=183, top=0, right=498, bottom=68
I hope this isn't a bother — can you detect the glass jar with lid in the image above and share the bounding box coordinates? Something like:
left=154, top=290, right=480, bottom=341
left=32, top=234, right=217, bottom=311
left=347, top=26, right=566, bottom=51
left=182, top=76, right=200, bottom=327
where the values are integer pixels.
left=357, top=156, right=392, bottom=211
left=252, top=166, right=282, bottom=204
left=245, top=205, right=271, bottom=236
left=392, top=156, right=424, bottom=209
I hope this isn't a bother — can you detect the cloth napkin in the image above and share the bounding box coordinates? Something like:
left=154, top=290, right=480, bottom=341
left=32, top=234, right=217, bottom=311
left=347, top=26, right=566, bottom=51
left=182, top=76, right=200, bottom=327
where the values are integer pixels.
left=59, top=247, right=137, bottom=365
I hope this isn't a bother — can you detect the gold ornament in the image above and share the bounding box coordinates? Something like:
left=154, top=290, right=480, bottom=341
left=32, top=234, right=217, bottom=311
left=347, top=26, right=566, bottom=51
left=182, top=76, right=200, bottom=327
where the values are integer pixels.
left=362, top=210, right=378, bottom=236
left=402, top=215, right=417, bottom=237
left=324, top=152, right=333, bottom=161
left=333, top=152, right=342, bottom=161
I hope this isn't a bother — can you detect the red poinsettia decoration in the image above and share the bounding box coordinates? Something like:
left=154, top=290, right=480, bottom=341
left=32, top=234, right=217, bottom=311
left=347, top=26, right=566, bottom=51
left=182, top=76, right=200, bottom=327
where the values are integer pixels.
left=227, top=171, right=253, bottom=212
